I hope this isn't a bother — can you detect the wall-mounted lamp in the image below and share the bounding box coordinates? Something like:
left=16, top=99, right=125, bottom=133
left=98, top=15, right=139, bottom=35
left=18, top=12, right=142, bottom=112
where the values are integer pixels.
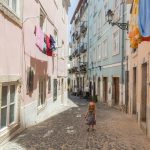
left=106, top=9, right=128, bottom=31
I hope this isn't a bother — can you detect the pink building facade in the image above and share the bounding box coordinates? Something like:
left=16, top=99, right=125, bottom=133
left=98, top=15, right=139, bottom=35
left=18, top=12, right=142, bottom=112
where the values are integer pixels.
left=0, top=0, right=70, bottom=143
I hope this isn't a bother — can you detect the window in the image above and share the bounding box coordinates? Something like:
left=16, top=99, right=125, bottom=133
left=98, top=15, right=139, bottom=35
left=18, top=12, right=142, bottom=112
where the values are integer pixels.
left=114, top=0, right=119, bottom=9
left=93, top=48, right=96, bottom=63
left=114, top=0, right=120, bottom=20
left=90, top=38, right=92, bottom=48
left=94, top=20, right=97, bottom=35
left=4, top=0, right=20, bottom=16
left=0, top=84, right=16, bottom=130
left=48, top=76, right=51, bottom=94
left=103, top=39, right=108, bottom=58
left=40, top=9, right=46, bottom=33
left=38, top=78, right=46, bottom=108
left=54, top=30, right=58, bottom=47
left=104, top=2, right=108, bottom=23
left=62, top=5, right=66, bottom=22
left=98, top=44, right=101, bottom=60
left=93, top=0, right=97, bottom=16
left=54, top=0, right=58, bottom=9
left=113, top=30, right=119, bottom=55
left=98, top=11, right=102, bottom=31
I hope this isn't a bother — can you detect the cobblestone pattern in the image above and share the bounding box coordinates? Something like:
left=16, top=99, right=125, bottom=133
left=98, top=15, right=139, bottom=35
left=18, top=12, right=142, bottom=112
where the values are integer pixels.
left=1, top=96, right=150, bottom=150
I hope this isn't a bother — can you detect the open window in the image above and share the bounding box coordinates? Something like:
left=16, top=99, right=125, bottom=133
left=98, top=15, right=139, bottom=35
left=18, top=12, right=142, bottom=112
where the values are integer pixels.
left=40, top=9, right=46, bottom=33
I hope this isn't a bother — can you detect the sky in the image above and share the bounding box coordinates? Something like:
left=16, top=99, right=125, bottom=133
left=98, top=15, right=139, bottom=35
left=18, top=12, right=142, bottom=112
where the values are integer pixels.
left=68, top=0, right=79, bottom=41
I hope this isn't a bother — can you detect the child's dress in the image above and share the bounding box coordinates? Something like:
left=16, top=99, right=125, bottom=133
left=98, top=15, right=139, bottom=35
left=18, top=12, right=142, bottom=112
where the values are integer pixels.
left=86, top=111, right=96, bottom=125
left=86, top=102, right=96, bottom=125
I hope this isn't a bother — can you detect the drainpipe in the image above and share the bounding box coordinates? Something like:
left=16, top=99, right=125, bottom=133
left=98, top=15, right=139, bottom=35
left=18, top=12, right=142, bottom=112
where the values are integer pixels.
left=121, top=1, right=125, bottom=105
left=87, top=0, right=90, bottom=90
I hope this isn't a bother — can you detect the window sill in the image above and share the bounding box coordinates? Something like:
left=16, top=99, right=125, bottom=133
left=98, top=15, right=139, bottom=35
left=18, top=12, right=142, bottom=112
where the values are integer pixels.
left=0, top=3, right=22, bottom=28
left=112, top=52, right=120, bottom=56
left=0, top=123, right=19, bottom=138
left=0, top=75, right=21, bottom=83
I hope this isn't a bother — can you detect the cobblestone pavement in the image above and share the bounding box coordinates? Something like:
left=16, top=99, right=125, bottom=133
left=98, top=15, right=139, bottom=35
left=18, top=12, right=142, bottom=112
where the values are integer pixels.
left=1, top=95, right=150, bottom=150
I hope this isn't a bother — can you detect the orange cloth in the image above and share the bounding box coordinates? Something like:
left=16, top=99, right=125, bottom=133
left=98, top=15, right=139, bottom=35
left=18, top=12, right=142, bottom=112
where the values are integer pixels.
left=128, top=0, right=141, bottom=49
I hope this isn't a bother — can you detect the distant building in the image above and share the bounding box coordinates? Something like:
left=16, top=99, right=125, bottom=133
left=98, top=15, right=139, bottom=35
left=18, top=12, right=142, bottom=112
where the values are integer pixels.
left=0, top=0, right=70, bottom=143
left=69, top=0, right=88, bottom=97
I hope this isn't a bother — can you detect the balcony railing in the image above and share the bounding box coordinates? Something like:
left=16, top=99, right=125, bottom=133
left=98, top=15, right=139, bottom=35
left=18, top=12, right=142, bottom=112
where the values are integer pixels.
left=69, top=55, right=72, bottom=61
left=80, top=0, right=88, bottom=17
left=79, top=43, right=87, bottom=53
left=74, top=31, right=80, bottom=40
left=80, top=21, right=87, bottom=34
left=80, top=63, right=87, bottom=73
left=75, top=14, right=80, bottom=25
left=72, top=66, right=79, bottom=73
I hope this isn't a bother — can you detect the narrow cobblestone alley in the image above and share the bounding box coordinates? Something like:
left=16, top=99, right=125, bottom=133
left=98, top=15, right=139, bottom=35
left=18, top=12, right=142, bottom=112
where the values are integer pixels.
left=1, top=96, right=150, bottom=150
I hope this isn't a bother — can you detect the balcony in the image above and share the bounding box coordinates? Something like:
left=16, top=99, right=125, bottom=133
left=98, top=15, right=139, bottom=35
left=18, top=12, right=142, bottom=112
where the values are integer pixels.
left=68, top=69, right=72, bottom=74
left=80, top=21, right=87, bottom=34
left=80, top=0, right=88, bottom=17
left=69, top=55, right=72, bottom=61
left=80, top=63, right=87, bottom=73
left=75, top=14, right=80, bottom=25
left=79, top=43, right=87, bottom=53
left=72, top=66, right=79, bottom=74
left=75, top=48, right=79, bottom=57
left=74, top=31, right=80, bottom=40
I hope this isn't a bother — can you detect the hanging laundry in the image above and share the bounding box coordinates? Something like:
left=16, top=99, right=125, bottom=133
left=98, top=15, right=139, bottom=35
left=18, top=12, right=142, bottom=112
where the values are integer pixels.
left=43, top=38, right=46, bottom=54
left=138, top=0, right=150, bottom=37
left=128, top=0, right=141, bottom=49
left=50, top=35, right=56, bottom=51
left=46, top=35, right=53, bottom=56
left=35, top=26, right=44, bottom=51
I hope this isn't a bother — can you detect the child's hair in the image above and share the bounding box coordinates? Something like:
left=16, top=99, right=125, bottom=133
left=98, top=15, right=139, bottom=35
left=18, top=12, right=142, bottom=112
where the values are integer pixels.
left=89, top=99, right=94, bottom=102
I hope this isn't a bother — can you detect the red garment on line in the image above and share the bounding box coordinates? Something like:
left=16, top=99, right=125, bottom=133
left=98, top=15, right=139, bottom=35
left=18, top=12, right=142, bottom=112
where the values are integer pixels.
left=141, top=36, right=150, bottom=42
left=46, top=35, right=52, bottom=56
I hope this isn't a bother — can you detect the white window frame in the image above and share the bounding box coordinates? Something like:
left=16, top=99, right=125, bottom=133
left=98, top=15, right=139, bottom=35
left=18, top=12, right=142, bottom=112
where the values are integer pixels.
left=40, top=9, right=47, bottom=33
left=98, top=44, right=101, bottom=61
left=113, top=30, right=120, bottom=55
left=113, top=0, right=120, bottom=21
left=98, top=11, right=102, bottom=32
left=104, top=2, right=108, bottom=24
left=62, top=5, right=66, bottom=23
left=102, top=39, right=108, bottom=59
left=54, top=30, right=58, bottom=47
left=0, top=83, right=17, bottom=131
left=94, top=20, right=97, bottom=36
left=38, top=78, right=46, bottom=109
left=3, top=0, right=20, bottom=17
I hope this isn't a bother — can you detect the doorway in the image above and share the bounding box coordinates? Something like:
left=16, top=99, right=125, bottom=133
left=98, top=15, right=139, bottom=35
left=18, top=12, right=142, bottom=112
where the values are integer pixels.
left=53, top=79, right=57, bottom=101
left=141, top=63, right=147, bottom=123
left=103, top=77, right=108, bottom=103
left=112, top=77, right=119, bottom=105
left=93, top=82, right=96, bottom=96
left=97, top=77, right=101, bottom=101
left=89, top=81, right=92, bottom=96
left=133, top=67, right=137, bottom=114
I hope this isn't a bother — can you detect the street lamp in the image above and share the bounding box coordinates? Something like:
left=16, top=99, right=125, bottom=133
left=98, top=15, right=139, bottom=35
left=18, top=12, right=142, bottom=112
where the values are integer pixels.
left=106, top=9, right=128, bottom=31
left=106, top=4, right=128, bottom=109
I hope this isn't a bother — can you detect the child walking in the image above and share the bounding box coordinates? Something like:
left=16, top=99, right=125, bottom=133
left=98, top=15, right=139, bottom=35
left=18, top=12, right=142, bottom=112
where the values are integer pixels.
left=84, top=100, right=96, bottom=131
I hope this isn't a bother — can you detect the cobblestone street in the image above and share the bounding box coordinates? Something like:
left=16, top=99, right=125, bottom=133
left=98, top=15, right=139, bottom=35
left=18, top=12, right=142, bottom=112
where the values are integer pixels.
left=1, top=95, right=150, bottom=150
